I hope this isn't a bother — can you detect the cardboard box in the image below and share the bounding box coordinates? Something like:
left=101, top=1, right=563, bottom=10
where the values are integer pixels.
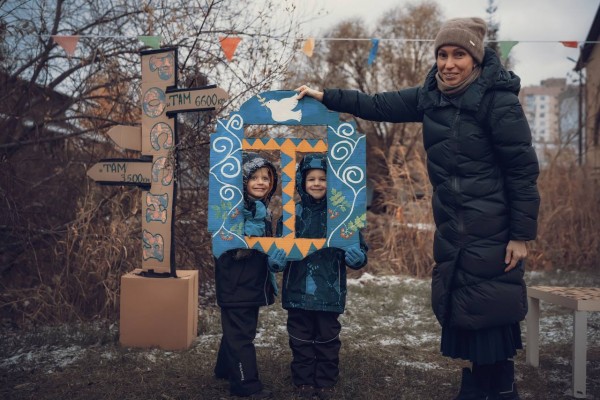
left=120, top=269, right=198, bottom=350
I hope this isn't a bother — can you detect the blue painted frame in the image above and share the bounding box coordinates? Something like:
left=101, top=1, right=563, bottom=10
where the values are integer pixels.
left=208, top=90, right=366, bottom=260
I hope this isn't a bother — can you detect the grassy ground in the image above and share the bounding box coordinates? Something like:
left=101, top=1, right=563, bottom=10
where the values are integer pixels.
left=1, top=270, right=599, bottom=400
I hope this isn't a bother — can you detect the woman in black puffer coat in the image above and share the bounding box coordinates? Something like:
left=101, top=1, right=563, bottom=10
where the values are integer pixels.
left=295, top=17, right=540, bottom=400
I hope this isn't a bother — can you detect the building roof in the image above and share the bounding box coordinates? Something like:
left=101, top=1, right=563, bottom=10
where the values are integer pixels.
left=576, top=4, right=600, bottom=71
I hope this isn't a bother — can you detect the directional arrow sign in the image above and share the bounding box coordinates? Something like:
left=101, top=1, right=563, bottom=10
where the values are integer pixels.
left=87, top=159, right=151, bottom=187
left=107, top=125, right=142, bottom=151
left=166, top=85, right=228, bottom=116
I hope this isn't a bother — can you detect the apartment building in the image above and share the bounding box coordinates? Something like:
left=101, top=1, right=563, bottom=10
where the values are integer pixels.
left=519, top=78, right=579, bottom=166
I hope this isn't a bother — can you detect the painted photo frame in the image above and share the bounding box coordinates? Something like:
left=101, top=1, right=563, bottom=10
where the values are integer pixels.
left=208, top=90, right=366, bottom=260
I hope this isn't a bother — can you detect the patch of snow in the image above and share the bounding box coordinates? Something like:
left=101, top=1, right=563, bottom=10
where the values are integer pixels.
left=403, top=333, right=439, bottom=346
left=396, top=359, right=439, bottom=370
left=101, top=351, right=116, bottom=360
left=0, top=345, right=83, bottom=374
left=348, top=273, right=428, bottom=287
left=194, top=333, right=221, bottom=344
left=379, top=338, right=404, bottom=346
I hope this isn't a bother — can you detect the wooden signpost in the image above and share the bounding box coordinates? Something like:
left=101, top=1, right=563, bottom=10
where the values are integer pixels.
left=87, top=47, right=228, bottom=276
left=86, top=47, right=228, bottom=350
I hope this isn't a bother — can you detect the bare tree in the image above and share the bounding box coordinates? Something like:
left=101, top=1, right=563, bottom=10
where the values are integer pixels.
left=485, top=0, right=514, bottom=69
left=485, top=0, right=500, bottom=56
left=284, top=1, right=442, bottom=276
left=0, top=0, right=303, bottom=326
left=286, top=1, right=441, bottom=213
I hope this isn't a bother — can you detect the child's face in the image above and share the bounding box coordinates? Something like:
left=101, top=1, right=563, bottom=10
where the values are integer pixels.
left=246, top=167, right=272, bottom=199
left=305, top=169, right=326, bottom=200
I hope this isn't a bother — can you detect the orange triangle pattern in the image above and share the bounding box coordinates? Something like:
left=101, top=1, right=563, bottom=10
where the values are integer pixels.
left=284, top=215, right=295, bottom=231
left=283, top=201, right=295, bottom=214
left=280, top=138, right=296, bottom=153
left=295, top=239, right=319, bottom=256
left=245, top=237, right=326, bottom=258
left=313, top=141, right=327, bottom=152
left=242, top=138, right=327, bottom=152
left=282, top=181, right=295, bottom=197
left=282, top=160, right=296, bottom=179
left=243, top=138, right=279, bottom=150
left=296, top=139, right=314, bottom=152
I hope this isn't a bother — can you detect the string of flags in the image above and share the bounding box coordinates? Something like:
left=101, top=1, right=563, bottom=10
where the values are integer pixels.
left=48, top=34, right=595, bottom=64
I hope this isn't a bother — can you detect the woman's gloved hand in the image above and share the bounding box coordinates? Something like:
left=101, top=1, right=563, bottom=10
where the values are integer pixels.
left=344, top=244, right=366, bottom=268
left=267, top=248, right=287, bottom=272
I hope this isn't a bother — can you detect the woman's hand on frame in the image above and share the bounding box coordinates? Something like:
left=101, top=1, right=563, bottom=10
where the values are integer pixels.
left=295, top=85, right=324, bottom=102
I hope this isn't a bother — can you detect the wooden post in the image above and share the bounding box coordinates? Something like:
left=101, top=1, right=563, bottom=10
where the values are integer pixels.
left=572, top=310, right=587, bottom=398
left=525, top=295, right=540, bottom=367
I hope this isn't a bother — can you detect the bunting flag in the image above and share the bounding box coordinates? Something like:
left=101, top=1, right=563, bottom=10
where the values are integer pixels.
left=15, top=33, right=600, bottom=67
left=219, top=36, right=242, bottom=61
left=561, top=41, right=579, bottom=48
left=368, top=38, right=379, bottom=66
left=51, top=35, right=79, bottom=56
left=138, top=35, right=161, bottom=49
left=302, top=37, right=315, bottom=57
left=498, top=40, right=519, bottom=62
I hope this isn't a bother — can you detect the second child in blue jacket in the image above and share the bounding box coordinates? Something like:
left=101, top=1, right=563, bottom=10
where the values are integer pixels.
left=274, top=153, right=368, bottom=400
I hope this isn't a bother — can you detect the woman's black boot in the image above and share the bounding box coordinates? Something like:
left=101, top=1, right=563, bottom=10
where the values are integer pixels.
left=492, top=360, right=520, bottom=400
left=453, top=367, right=492, bottom=400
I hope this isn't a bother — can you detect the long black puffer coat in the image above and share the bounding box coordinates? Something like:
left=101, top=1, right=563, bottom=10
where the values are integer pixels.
left=322, top=48, right=540, bottom=330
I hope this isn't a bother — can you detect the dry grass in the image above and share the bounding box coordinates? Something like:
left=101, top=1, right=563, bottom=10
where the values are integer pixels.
left=529, top=165, right=600, bottom=271
left=363, top=145, right=434, bottom=278
left=1, top=188, right=141, bottom=326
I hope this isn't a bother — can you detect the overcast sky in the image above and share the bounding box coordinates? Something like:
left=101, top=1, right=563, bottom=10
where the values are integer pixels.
left=292, top=0, right=600, bottom=87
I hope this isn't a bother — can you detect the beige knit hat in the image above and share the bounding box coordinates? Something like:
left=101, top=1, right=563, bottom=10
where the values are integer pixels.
left=434, top=17, right=487, bottom=64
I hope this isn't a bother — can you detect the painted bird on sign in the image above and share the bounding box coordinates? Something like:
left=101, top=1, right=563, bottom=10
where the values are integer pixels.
left=258, top=94, right=302, bottom=122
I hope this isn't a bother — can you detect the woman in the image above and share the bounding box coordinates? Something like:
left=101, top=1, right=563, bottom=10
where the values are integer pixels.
left=296, top=17, right=540, bottom=400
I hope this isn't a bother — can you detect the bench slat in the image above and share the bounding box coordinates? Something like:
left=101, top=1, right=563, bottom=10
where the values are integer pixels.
left=528, top=286, right=600, bottom=312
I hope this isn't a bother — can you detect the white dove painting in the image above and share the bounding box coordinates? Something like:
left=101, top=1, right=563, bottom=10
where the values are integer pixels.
left=260, top=94, right=302, bottom=122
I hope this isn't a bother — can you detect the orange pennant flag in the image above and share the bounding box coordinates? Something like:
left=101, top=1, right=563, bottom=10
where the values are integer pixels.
left=219, top=36, right=242, bottom=61
left=302, top=38, right=315, bottom=57
left=52, top=35, right=79, bottom=56
left=560, top=41, right=579, bottom=48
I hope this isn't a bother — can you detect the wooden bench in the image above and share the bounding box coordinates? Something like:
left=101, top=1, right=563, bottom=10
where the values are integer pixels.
left=526, top=286, right=600, bottom=398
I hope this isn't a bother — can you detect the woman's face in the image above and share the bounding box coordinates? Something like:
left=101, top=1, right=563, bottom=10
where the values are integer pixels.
left=436, top=45, right=476, bottom=85
left=246, top=167, right=272, bottom=199
left=305, top=169, right=327, bottom=200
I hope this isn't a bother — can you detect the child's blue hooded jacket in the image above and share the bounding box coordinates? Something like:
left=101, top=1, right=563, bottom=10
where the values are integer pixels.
left=214, top=152, right=278, bottom=308
left=277, top=153, right=368, bottom=314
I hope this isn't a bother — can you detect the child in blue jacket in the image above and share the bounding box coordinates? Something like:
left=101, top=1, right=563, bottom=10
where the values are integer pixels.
left=274, top=153, right=368, bottom=399
left=213, top=152, right=282, bottom=399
